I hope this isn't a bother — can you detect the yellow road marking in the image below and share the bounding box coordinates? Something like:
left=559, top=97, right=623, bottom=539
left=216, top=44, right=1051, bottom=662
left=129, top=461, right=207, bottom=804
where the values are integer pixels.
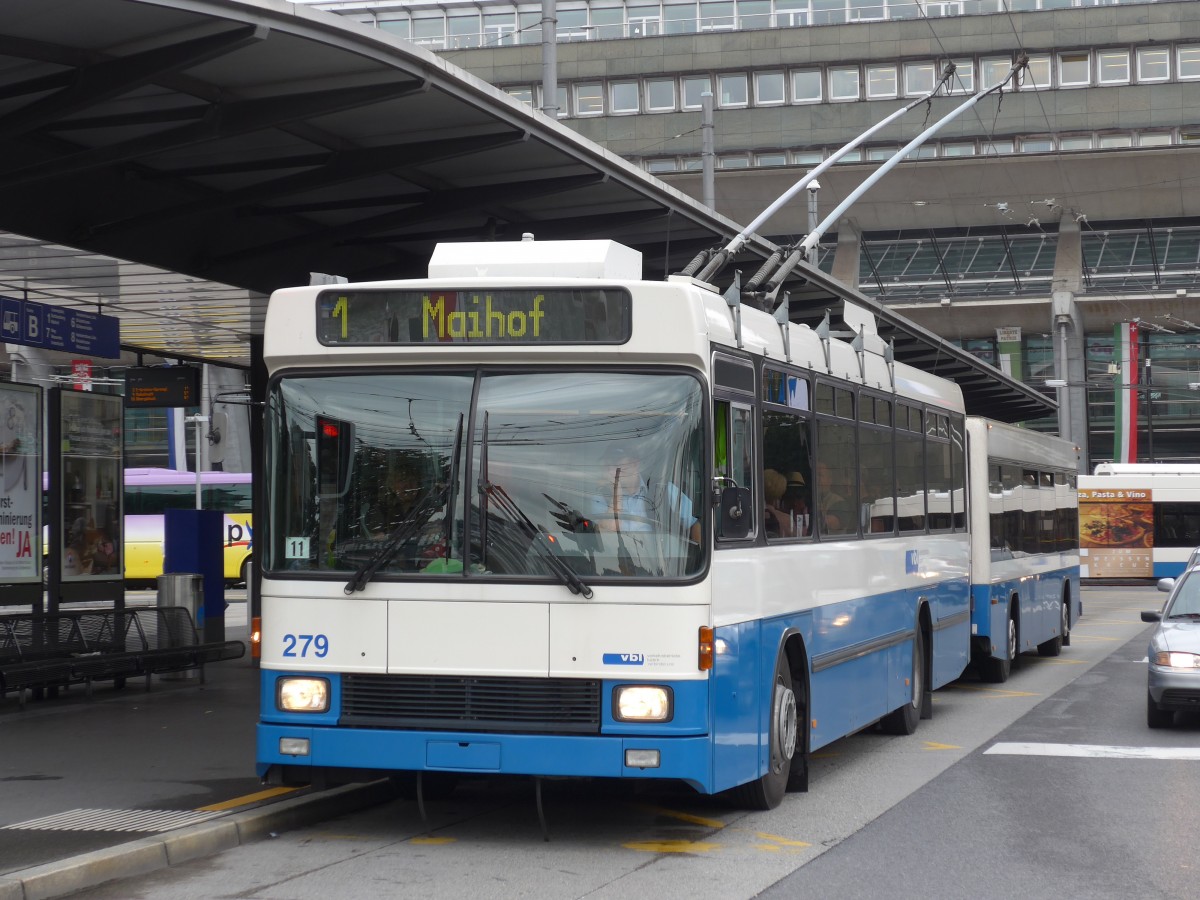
left=947, top=684, right=1039, bottom=698
left=623, top=840, right=722, bottom=853
left=923, top=741, right=961, bottom=750
left=1068, top=634, right=1123, bottom=642
left=636, top=805, right=726, bottom=829
left=410, top=836, right=457, bottom=845
left=756, top=832, right=811, bottom=848
left=197, top=786, right=299, bottom=812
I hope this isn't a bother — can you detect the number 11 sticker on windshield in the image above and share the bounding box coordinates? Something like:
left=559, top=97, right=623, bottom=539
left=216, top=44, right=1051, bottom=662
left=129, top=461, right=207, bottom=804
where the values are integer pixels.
left=286, top=537, right=311, bottom=559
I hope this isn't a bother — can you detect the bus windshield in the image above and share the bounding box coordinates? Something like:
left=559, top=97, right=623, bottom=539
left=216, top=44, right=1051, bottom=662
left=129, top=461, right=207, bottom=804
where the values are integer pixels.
left=267, top=370, right=706, bottom=583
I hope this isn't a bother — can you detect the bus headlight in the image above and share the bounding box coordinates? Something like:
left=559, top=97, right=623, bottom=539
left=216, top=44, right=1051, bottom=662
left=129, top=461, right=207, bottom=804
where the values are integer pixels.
left=613, top=685, right=672, bottom=722
left=277, top=677, right=330, bottom=712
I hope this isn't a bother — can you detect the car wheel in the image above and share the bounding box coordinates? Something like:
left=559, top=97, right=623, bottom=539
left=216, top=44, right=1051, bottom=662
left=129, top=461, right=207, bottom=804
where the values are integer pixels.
left=880, top=625, right=927, bottom=735
left=1147, top=692, right=1173, bottom=729
left=727, top=651, right=797, bottom=810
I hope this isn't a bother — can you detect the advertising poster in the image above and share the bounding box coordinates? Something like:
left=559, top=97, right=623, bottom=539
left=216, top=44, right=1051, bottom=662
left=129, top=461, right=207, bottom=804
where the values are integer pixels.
left=59, top=392, right=123, bottom=582
left=1079, top=487, right=1153, bottom=578
left=0, top=383, right=41, bottom=584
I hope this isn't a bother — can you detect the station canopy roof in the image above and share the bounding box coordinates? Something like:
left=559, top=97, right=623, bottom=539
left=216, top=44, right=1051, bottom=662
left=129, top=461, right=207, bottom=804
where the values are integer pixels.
left=0, top=0, right=1053, bottom=423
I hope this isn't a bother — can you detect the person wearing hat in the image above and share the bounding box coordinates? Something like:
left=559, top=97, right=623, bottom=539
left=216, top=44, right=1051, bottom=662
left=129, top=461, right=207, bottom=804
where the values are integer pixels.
left=782, top=471, right=811, bottom=536
left=763, top=469, right=793, bottom=538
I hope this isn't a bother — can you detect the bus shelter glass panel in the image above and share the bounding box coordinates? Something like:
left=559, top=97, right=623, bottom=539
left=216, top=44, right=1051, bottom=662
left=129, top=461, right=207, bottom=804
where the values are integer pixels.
left=60, top=392, right=122, bottom=580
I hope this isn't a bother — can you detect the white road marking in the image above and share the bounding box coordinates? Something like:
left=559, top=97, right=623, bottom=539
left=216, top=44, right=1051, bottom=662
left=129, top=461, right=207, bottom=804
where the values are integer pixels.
left=986, top=742, right=1200, bottom=761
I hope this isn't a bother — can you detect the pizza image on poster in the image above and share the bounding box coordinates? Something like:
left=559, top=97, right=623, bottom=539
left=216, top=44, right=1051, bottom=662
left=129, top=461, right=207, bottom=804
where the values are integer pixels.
left=1079, top=502, right=1154, bottom=548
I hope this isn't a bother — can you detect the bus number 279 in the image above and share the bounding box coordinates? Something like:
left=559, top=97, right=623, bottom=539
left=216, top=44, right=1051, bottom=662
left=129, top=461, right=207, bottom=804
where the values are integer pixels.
left=282, top=634, right=329, bottom=658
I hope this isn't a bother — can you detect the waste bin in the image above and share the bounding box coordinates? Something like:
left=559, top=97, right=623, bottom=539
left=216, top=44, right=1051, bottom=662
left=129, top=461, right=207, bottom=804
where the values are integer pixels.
left=157, top=572, right=202, bottom=680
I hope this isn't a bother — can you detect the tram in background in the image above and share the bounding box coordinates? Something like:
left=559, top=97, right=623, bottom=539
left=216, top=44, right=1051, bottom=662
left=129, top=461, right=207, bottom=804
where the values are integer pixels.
left=1078, top=463, right=1200, bottom=579
left=253, top=237, right=1077, bottom=809
left=123, top=468, right=253, bottom=585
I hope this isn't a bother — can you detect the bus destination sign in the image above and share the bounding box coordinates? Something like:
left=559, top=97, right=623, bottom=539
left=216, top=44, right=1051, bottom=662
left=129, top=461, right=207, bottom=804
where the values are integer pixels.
left=317, top=288, right=632, bottom=346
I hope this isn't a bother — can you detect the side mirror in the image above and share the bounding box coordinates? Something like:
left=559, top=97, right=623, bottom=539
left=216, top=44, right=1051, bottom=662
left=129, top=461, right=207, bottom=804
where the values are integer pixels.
left=718, top=486, right=752, bottom=539
left=1141, top=610, right=1162, bottom=623
left=1156, top=577, right=1175, bottom=593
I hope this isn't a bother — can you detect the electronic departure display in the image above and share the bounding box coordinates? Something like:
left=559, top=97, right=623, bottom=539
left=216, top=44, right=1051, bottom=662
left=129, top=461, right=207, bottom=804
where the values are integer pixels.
left=316, top=288, right=632, bottom=346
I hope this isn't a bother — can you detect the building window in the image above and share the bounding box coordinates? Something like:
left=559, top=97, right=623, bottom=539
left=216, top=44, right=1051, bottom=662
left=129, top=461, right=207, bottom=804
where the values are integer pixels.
left=518, top=11, right=542, bottom=44
left=1138, top=132, right=1173, bottom=147
left=1097, top=49, right=1130, bottom=84
left=866, top=146, right=897, bottom=161
left=1020, top=138, right=1055, bottom=153
left=483, top=12, right=517, bottom=46
left=755, top=71, right=786, bottom=105
left=610, top=81, right=640, bottom=113
left=829, top=67, right=860, bottom=101
left=505, top=86, right=534, bottom=107
left=980, top=57, right=1013, bottom=89
left=775, top=0, right=809, bottom=26
left=791, top=150, right=824, bottom=165
left=668, top=2, right=702, bottom=34
left=905, top=145, right=937, bottom=160
left=556, top=9, right=590, bottom=40
left=378, top=17, right=410, bottom=39
left=682, top=157, right=704, bottom=170
left=866, top=65, right=898, bottom=99
left=699, top=0, right=734, bottom=31
left=791, top=69, right=822, bottom=103
left=683, top=76, right=713, bottom=109
left=1179, top=46, right=1200, bottom=80
left=904, top=62, right=937, bottom=96
left=1021, top=55, right=1051, bottom=89
left=574, top=83, right=604, bottom=115
left=738, top=0, right=772, bottom=30
left=537, top=85, right=569, bottom=117
left=1058, top=52, right=1091, bottom=86
left=947, top=59, right=974, bottom=94
left=719, top=154, right=751, bottom=168
left=1059, top=135, right=1093, bottom=151
left=755, top=151, right=788, bottom=167
left=835, top=149, right=863, bottom=163
left=647, top=158, right=679, bottom=173
left=411, top=15, right=447, bottom=47
left=1097, top=134, right=1133, bottom=148
left=646, top=78, right=677, bottom=111
left=942, top=142, right=977, bottom=157
left=590, top=7, right=625, bottom=40
left=1137, top=47, right=1170, bottom=82
left=447, top=12, right=482, bottom=48
left=719, top=73, right=749, bottom=106
left=982, top=139, right=1015, bottom=155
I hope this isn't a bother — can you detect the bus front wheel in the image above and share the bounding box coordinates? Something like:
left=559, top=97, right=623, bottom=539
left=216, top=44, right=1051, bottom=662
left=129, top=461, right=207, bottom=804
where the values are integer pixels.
left=728, top=652, right=797, bottom=810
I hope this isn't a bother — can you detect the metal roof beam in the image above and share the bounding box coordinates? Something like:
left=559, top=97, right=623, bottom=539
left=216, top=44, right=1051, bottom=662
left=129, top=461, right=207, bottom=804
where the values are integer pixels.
left=0, top=26, right=265, bottom=137
left=0, top=80, right=428, bottom=190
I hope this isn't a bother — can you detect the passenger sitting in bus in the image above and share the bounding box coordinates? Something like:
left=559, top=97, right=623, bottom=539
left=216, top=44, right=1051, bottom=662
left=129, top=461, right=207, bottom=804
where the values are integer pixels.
left=763, top=469, right=793, bottom=538
left=783, top=471, right=811, bottom=537
left=816, top=460, right=853, bottom=536
left=587, top=449, right=701, bottom=544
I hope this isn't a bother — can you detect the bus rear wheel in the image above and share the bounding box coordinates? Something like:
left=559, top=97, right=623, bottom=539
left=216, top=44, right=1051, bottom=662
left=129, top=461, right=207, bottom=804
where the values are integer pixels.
left=728, top=652, right=797, bottom=810
left=1038, top=600, right=1068, bottom=657
left=979, top=604, right=1016, bottom=683
left=880, top=625, right=927, bottom=735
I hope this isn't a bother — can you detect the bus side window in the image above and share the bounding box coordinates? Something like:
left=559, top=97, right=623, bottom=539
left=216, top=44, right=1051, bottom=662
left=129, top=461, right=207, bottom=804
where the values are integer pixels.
left=714, top=400, right=754, bottom=539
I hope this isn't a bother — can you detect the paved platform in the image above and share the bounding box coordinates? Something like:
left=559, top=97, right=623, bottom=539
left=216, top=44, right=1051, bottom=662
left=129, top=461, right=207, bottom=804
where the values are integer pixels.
left=0, top=596, right=392, bottom=900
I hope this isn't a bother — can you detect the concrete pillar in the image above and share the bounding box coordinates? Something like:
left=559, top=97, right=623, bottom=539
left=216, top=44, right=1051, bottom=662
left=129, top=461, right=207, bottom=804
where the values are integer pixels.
left=1050, top=217, right=1089, bottom=472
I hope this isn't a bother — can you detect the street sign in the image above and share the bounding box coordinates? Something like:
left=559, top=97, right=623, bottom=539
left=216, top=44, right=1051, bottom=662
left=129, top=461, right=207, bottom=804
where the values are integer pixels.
left=0, top=295, right=120, bottom=358
left=124, top=366, right=201, bottom=408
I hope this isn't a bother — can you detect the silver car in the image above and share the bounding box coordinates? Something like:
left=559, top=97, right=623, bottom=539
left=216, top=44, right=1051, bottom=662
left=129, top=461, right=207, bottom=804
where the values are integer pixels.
left=1141, top=568, right=1200, bottom=728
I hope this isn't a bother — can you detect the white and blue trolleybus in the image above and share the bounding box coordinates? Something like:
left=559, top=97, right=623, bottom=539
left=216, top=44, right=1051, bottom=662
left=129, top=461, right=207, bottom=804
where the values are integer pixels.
left=255, top=237, right=1078, bottom=808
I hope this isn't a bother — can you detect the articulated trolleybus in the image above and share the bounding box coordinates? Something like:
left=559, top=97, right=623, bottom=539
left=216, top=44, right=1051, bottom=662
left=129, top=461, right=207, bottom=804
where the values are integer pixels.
left=256, top=237, right=1072, bottom=809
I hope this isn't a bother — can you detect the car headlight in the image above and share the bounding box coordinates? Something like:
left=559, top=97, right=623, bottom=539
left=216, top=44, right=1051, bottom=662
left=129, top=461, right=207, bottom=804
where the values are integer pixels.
left=278, top=677, right=330, bottom=712
left=1152, top=651, right=1200, bottom=670
left=613, top=685, right=672, bottom=722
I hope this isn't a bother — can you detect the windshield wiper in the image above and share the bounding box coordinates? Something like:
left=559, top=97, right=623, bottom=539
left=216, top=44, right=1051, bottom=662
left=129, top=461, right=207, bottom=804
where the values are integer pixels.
left=344, top=486, right=445, bottom=594
left=484, top=480, right=593, bottom=599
